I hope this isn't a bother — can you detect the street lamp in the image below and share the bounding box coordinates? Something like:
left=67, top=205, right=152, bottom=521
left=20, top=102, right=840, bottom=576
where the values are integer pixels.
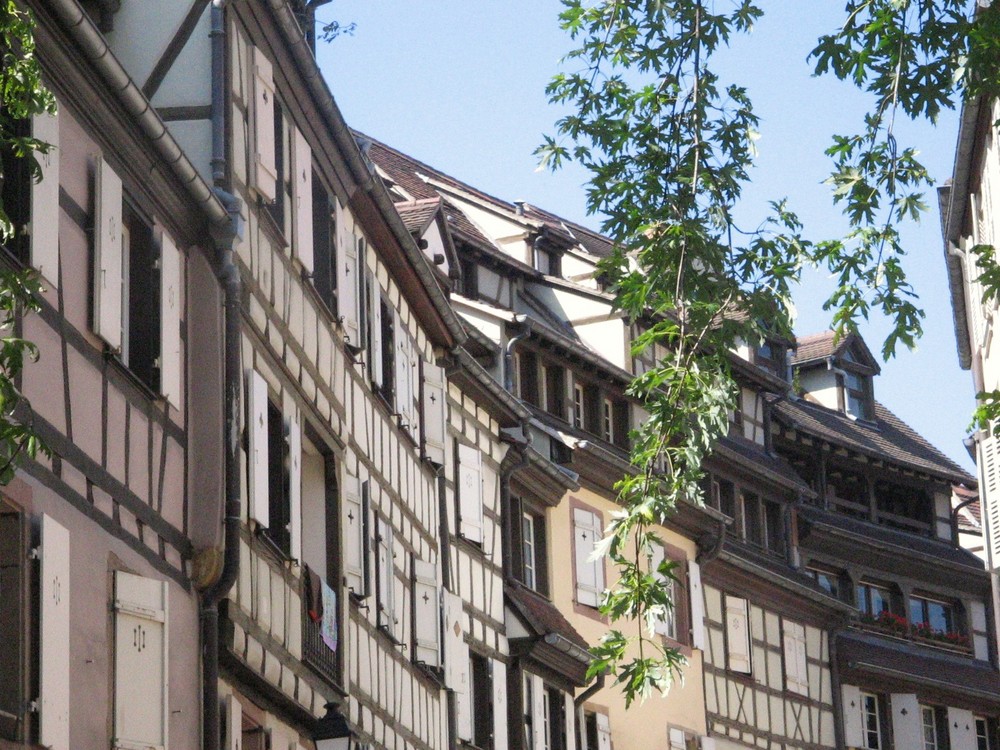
left=313, top=703, right=352, bottom=750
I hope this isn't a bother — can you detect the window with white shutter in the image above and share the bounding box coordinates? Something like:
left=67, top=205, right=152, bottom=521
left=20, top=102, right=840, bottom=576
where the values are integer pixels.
left=412, top=559, right=440, bottom=666
left=443, top=590, right=471, bottom=741
left=782, top=619, right=808, bottom=695
left=422, top=361, right=447, bottom=465
left=980, top=433, right=1000, bottom=572
left=650, top=543, right=677, bottom=639
left=840, top=685, right=865, bottom=748
left=288, top=409, right=302, bottom=563
left=368, top=278, right=384, bottom=390
left=492, top=660, right=509, bottom=750
left=113, top=571, right=168, bottom=750
left=251, top=46, right=276, bottom=203
left=573, top=507, right=605, bottom=608
left=531, top=674, right=546, bottom=750
left=343, top=472, right=367, bottom=597
left=688, top=560, right=706, bottom=650
left=39, top=515, right=70, bottom=750
left=890, top=694, right=921, bottom=749
left=336, top=201, right=359, bottom=344
left=31, top=110, right=60, bottom=288
left=457, top=443, right=483, bottom=543
left=376, top=517, right=396, bottom=635
left=291, top=126, right=313, bottom=273
left=246, top=370, right=270, bottom=529
left=724, top=595, right=751, bottom=674
left=596, top=713, right=612, bottom=750
left=159, top=232, right=182, bottom=409
left=93, top=155, right=123, bottom=351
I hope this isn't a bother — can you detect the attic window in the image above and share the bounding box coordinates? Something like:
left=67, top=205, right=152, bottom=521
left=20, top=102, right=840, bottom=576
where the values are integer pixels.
left=754, top=339, right=786, bottom=378
left=840, top=368, right=874, bottom=421
left=533, top=242, right=561, bottom=277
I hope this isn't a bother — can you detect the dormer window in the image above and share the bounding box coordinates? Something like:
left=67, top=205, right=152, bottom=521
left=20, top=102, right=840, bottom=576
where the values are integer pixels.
left=532, top=242, right=561, bottom=277
left=841, top=367, right=873, bottom=421
left=754, top=339, right=787, bottom=379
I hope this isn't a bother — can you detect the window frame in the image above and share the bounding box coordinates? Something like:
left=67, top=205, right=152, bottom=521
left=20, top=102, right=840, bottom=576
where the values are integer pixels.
left=861, top=692, right=884, bottom=750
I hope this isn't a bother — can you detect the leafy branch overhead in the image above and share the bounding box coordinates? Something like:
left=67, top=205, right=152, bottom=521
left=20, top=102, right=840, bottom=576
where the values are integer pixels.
left=539, top=0, right=997, bottom=706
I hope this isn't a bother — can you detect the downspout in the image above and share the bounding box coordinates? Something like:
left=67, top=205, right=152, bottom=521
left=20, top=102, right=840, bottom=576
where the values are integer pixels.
left=504, top=316, right=532, bottom=393
left=829, top=626, right=846, bottom=750
left=952, top=492, right=979, bottom=546
left=202, top=5, right=243, bottom=750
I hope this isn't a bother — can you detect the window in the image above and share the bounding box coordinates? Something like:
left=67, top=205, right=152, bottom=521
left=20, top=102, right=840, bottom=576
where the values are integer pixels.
left=977, top=717, right=993, bottom=750
left=375, top=516, right=397, bottom=638
left=459, top=257, right=478, bottom=299
left=841, top=368, right=873, bottom=421
left=909, top=595, right=956, bottom=634
left=782, top=620, right=808, bottom=695
left=602, top=398, right=614, bottom=443
left=471, top=652, right=493, bottom=749
left=856, top=582, right=892, bottom=617
left=521, top=510, right=550, bottom=594
left=922, top=705, right=939, bottom=750
left=266, top=100, right=292, bottom=235
left=806, top=566, right=841, bottom=599
left=739, top=387, right=766, bottom=445
left=518, top=350, right=540, bottom=406
left=724, top=594, right=751, bottom=674
left=0, top=115, right=30, bottom=264
left=121, top=203, right=161, bottom=390
left=573, top=506, right=605, bottom=608
left=311, top=175, right=337, bottom=316
left=456, top=441, right=484, bottom=543
left=533, top=242, right=561, bottom=277
left=573, top=384, right=584, bottom=428
left=741, top=493, right=785, bottom=554
left=544, top=364, right=566, bottom=418
left=412, top=559, right=441, bottom=667
left=379, top=297, right=395, bottom=404
left=861, top=693, right=883, bottom=750
left=264, top=400, right=291, bottom=555
left=0, top=499, right=32, bottom=744
left=546, top=687, right=567, bottom=750
left=754, top=339, right=786, bottom=377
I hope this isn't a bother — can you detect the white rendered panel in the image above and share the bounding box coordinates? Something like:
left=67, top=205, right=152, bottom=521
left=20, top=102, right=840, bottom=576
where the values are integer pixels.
left=292, top=126, right=313, bottom=273
left=247, top=370, right=269, bottom=528
left=31, top=110, right=60, bottom=288
left=39, top=515, right=70, bottom=750
left=93, top=156, right=123, bottom=350
left=159, top=232, right=182, bottom=408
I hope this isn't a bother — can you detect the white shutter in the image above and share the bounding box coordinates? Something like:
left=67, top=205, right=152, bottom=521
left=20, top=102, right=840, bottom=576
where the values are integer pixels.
left=393, top=325, right=409, bottom=422
left=492, top=660, right=508, bottom=750
left=224, top=694, right=242, bottom=750
left=669, top=728, right=686, bottom=749
left=31, top=110, right=60, bottom=288
left=574, top=508, right=603, bottom=607
left=377, top=517, right=394, bottom=632
left=39, top=515, right=70, bottom=750
left=783, top=620, right=808, bottom=695
left=458, top=443, right=483, bottom=543
left=336, top=201, right=359, bottom=344
left=980, top=434, right=1000, bottom=571
left=413, top=559, right=440, bottom=666
left=93, top=155, right=123, bottom=350
left=841, top=685, right=864, bottom=748
left=890, top=694, right=921, bottom=750
left=689, top=560, right=706, bottom=650
left=113, top=572, right=168, bottom=750
left=650, top=543, right=671, bottom=637
left=288, top=409, right=302, bottom=563
left=531, top=674, right=546, bottom=750
left=563, top=692, right=576, bottom=750
left=596, top=713, right=612, bottom=750
left=948, top=707, right=976, bottom=750
left=251, top=47, right=276, bottom=202
left=159, top=232, right=182, bottom=409
left=292, top=126, right=313, bottom=273
left=444, top=590, right=472, bottom=741
left=247, top=370, right=270, bottom=528
left=423, top=361, right=447, bottom=464
left=343, top=472, right=365, bottom=595
left=725, top=595, right=751, bottom=674
left=369, top=274, right=383, bottom=388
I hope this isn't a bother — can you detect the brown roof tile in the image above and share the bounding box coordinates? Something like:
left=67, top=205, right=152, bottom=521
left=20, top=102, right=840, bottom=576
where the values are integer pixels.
left=394, top=197, right=441, bottom=235
left=505, top=582, right=590, bottom=651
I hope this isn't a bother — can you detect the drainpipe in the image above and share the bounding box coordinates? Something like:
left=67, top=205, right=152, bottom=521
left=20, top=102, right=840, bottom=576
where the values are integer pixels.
left=504, top=316, right=532, bottom=393
left=829, top=626, right=846, bottom=750
left=202, top=5, right=243, bottom=750
left=952, top=492, right=979, bottom=546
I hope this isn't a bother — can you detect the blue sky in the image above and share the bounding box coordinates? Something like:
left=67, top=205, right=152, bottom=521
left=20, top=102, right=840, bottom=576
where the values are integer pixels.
left=315, top=2, right=977, bottom=474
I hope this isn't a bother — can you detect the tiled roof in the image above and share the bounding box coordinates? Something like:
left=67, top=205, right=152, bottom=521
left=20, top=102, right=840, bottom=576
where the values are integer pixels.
left=505, top=582, right=590, bottom=651
left=791, top=330, right=879, bottom=372
left=772, top=398, right=974, bottom=485
left=394, top=197, right=440, bottom=235
left=713, top=435, right=815, bottom=497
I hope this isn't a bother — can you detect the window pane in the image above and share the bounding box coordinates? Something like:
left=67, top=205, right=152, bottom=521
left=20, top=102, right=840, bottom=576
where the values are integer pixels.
left=522, top=514, right=536, bottom=590
left=870, top=587, right=889, bottom=616
left=910, top=597, right=925, bottom=625
left=927, top=601, right=953, bottom=632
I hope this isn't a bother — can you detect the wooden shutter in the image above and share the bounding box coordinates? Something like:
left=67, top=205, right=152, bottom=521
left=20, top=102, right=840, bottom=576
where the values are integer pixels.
left=377, top=517, right=394, bottom=632
left=531, top=674, right=546, bottom=750
left=224, top=694, right=242, bottom=750
left=458, top=443, right=483, bottom=543
left=31, top=110, right=60, bottom=288
left=948, top=707, right=976, bottom=750
left=335, top=201, right=359, bottom=344
left=288, top=409, right=302, bottom=563
left=574, top=508, right=604, bottom=607
left=39, top=514, right=70, bottom=750
left=291, top=126, right=313, bottom=273
left=251, top=46, right=276, bottom=202
left=413, top=559, right=440, bottom=666
left=688, top=560, right=706, bottom=650
left=725, top=595, right=751, bottom=674
left=369, top=276, right=383, bottom=388
left=596, top=713, right=612, bottom=750
left=113, top=571, right=168, bottom=750
left=841, top=685, right=864, bottom=748
left=343, top=472, right=366, bottom=596
left=393, top=325, right=410, bottom=424
left=783, top=620, right=808, bottom=694
left=159, top=232, right=182, bottom=409
left=247, top=370, right=270, bottom=528
left=492, top=660, right=508, bottom=750
left=650, top=543, right=672, bottom=637
left=422, top=361, right=447, bottom=464
left=889, top=694, right=921, bottom=750
left=980, top=433, right=1000, bottom=571
left=443, top=590, right=472, bottom=741
left=93, top=155, right=123, bottom=350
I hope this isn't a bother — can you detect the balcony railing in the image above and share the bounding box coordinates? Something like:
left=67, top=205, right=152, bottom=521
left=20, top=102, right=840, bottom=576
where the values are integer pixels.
left=302, top=578, right=341, bottom=688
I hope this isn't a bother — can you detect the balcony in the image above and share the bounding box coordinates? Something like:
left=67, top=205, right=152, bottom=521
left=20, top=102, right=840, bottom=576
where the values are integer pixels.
left=854, top=611, right=972, bottom=656
left=302, top=580, right=342, bottom=688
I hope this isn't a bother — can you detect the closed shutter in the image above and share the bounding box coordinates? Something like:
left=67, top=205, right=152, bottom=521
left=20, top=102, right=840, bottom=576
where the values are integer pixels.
left=251, top=46, right=276, bottom=202
left=980, top=433, right=1000, bottom=571
left=223, top=694, right=242, bottom=750
left=369, top=276, right=383, bottom=389
left=492, top=660, right=509, bottom=750
left=574, top=507, right=604, bottom=607
left=948, top=707, right=976, bottom=750
left=394, top=326, right=411, bottom=428
left=93, top=155, right=123, bottom=350
left=247, top=370, right=270, bottom=529
left=688, top=560, right=706, bottom=650
left=336, top=201, right=359, bottom=344
left=376, top=517, right=394, bottom=632
left=783, top=620, right=808, bottom=694
left=531, top=674, right=546, bottom=750
left=0, top=505, right=27, bottom=741
left=596, top=713, right=612, bottom=750
left=443, top=590, right=472, bottom=741
left=31, top=110, right=60, bottom=288
left=841, top=685, right=864, bottom=748
left=725, top=595, right=751, bottom=674
left=159, top=232, right=182, bottom=409
left=890, top=693, right=921, bottom=749
left=458, top=443, right=483, bottom=543
left=343, top=472, right=366, bottom=596
left=413, top=559, right=440, bottom=666
left=291, top=126, right=313, bottom=274
left=422, top=361, right=447, bottom=465
left=39, top=515, right=70, bottom=750
left=650, top=543, right=672, bottom=637
left=113, top=571, right=168, bottom=750
left=288, top=409, right=302, bottom=563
